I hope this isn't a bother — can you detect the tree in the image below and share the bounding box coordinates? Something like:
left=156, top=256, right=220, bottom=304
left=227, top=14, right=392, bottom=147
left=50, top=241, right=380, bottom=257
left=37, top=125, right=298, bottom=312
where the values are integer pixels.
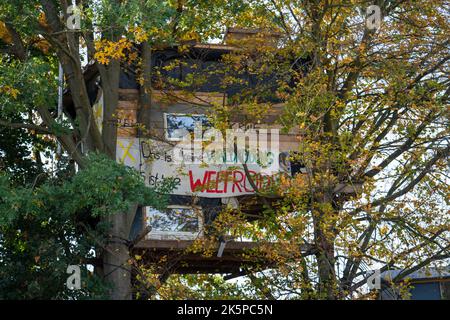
left=140, top=0, right=449, bottom=299
left=0, top=153, right=170, bottom=299
left=0, top=0, right=246, bottom=299
left=0, top=0, right=165, bottom=299
left=1, top=0, right=448, bottom=300
left=198, top=0, right=449, bottom=299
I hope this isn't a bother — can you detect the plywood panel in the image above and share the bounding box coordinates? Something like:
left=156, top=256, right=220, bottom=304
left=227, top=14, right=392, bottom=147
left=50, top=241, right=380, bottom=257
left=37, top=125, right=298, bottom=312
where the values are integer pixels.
left=117, top=109, right=137, bottom=137
left=118, top=88, right=139, bottom=101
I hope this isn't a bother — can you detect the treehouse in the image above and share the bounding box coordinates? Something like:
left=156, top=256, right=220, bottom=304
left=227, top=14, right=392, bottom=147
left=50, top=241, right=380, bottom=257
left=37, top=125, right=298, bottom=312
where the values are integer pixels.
left=64, top=28, right=361, bottom=275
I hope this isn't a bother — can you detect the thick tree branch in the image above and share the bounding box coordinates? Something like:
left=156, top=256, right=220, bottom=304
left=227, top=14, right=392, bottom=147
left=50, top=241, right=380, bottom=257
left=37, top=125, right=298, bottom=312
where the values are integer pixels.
left=36, top=105, right=86, bottom=167
left=0, top=119, right=52, bottom=134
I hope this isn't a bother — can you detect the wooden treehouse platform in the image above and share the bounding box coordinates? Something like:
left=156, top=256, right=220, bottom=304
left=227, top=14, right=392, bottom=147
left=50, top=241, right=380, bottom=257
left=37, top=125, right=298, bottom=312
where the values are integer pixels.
left=132, top=239, right=271, bottom=274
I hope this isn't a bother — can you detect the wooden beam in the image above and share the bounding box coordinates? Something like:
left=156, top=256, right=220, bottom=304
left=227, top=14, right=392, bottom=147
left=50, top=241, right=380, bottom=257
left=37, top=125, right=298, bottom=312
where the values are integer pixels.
left=134, top=239, right=261, bottom=251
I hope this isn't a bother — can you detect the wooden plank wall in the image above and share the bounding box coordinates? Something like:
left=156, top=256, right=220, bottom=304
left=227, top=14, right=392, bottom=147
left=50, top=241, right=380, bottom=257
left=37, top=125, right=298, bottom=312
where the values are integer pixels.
left=117, top=88, right=301, bottom=153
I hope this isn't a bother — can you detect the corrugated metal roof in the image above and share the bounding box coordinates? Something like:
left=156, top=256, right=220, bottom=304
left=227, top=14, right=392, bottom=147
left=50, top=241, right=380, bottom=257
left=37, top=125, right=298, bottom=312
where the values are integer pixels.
left=381, top=267, right=450, bottom=281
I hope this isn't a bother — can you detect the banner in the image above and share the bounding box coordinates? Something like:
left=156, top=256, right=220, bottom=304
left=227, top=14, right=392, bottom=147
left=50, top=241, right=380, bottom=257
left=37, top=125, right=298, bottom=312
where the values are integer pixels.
left=116, top=138, right=280, bottom=198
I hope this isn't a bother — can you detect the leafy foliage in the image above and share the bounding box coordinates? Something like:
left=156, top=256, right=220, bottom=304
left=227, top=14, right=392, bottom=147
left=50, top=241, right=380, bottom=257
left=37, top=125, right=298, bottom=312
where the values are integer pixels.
left=0, top=0, right=448, bottom=300
left=0, top=154, right=170, bottom=299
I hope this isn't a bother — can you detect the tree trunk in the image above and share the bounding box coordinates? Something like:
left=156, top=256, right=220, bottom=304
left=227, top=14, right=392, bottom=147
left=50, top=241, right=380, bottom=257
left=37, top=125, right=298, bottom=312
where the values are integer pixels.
left=315, top=229, right=336, bottom=299
left=100, top=61, right=135, bottom=300
left=103, top=212, right=132, bottom=300
left=313, top=191, right=337, bottom=299
left=138, top=41, right=152, bottom=127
